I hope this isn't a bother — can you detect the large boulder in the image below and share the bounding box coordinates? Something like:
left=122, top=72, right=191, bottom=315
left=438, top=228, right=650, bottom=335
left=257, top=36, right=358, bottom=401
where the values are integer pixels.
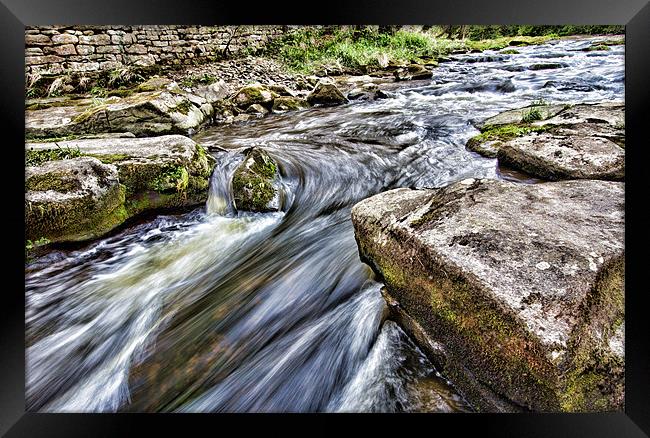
left=306, top=81, right=348, bottom=106
left=25, top=157, right=126, bottom=242
left=25, top=83, right=214, bottom=138
left=25, top=135, right=216, bottom=242
left=231, top=148, right=281, bottom=212
left=351, top=179, right=624, bottom=412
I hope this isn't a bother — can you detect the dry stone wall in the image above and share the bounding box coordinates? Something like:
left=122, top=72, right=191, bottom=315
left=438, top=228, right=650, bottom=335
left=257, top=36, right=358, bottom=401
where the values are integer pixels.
left=25, top=25, right=290, bottom=77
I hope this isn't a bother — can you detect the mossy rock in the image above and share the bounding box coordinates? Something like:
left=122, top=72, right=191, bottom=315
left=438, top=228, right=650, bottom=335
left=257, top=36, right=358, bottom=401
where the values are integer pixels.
left=231, top=147, right=280, bottom=212
left=25, top=157, right=128, bottom=242
left=25, top=136, right=217, bottom=242
left=232, top=83, right=278, bottom=109
left=351, top=179, right=624, bottom=412
left=271, top=96, right=310, bottom=113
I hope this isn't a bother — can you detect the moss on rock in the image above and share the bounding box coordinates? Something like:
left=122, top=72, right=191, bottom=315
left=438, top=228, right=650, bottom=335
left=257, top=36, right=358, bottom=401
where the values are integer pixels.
left=231, top=148, right=280, bottom=212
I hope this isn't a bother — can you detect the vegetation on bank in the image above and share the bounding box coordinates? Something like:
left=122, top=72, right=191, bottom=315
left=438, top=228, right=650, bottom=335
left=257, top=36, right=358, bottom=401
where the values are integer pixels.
left=25, top=25, right=625, bottom=98
left=264, top=25, right=624, bottom=74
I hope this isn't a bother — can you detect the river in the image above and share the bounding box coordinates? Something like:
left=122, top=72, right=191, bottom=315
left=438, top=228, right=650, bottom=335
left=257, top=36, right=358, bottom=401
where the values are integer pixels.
left=25, top=36, right=624, bottom=412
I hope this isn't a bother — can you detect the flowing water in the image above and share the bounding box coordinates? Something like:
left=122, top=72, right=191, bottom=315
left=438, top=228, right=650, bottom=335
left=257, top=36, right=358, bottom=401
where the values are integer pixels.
left=25, top=37, right=624, bottom=413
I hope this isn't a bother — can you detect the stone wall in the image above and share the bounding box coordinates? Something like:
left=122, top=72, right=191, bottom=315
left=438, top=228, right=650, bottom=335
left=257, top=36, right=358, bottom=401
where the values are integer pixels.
left=25, top=25, right=290, bottom=77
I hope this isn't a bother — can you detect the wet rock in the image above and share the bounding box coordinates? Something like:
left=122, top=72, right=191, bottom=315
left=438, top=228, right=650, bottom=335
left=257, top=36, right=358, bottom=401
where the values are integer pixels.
left=25, top=157, right=126, bottom=242
left=246, top=103, right=269, bottom=115
left=306, top=81, right=348, bottom=106
left=351, top=178, right=624, bottom=412
left=25, top=135, right=216, bottom=241
left=25, top=84, right=214, bottom=138
left=498, top=134, right=624, bottom=181
left=232, top=83, right=278, bottom=109
left=542, top=79, right=606, bottom=92
left=271, top=96, right=310, bottom=113
left=346, top=83, right=392, bottom=101
left=528, top=62, right=568, bottom=70
left=393, top=64, right=433, bottom=81
left=231, top=148, right=281, bottom=212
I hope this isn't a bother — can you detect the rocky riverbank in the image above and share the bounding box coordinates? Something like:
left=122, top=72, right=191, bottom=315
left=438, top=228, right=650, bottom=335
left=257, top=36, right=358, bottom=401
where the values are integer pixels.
left=24, top=49, right=445, bottom=251
left=351, top=101, right=626, bottom=411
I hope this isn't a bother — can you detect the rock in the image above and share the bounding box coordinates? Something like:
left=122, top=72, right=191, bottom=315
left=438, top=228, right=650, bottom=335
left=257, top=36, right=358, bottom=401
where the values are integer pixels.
left=25, top=157, right=126, bottom=242
left=25, top=135, right=215, bottom=241
left=351, top=179, right=624, bottom=412
left=306, top=81, right=348, bottom=106
left=498, top=134, right=624, bottom=181
left=468, top=103, right=625, bottom=179
left=193, top=80, right=231, bottom=105
left=271, top=96, right=310, bottom=113
left=232, top=83, right=277, bottom=109
left=267, top=84, right=295, bottom=97
left=528, top=63, right=568, bottom=70
left=25, top=87, right=214, bottom=138
left=231, top=148, right=281, bottom=212
left=246, top=103, right=269, bottom=115
left=476, top=104, right=567, bottom=130
left=346, top=83, right=392, bottom=101
left=393, top=64, right=433, bottom=81
left=535, top=102, right=625, bottom=145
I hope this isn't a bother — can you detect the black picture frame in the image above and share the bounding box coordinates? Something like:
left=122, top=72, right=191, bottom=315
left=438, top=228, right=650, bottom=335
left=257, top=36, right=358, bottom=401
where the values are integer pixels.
left=2, top=0, right=649, bottom=436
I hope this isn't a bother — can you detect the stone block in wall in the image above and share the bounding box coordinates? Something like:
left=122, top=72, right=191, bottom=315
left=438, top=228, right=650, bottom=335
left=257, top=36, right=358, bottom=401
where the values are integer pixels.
left=51, top=33, right=78, bottom=44
left=25, top=34, right=51, bottom=45
left=48, top=44, right=77, bottom=56
left=25, top=55, right=64, bottom=66
left=66, top=61, right=101, bottom=72
left=169, top=40, right=187, bottom=46
left=76, top=45, right=95, bottom=55
left=25, top=47, right=43, bottom=56
left=152, top=40, right=168, bottom=47
left=96, top=45, right=122, bottom=54
left=29, top=64, right=64, bottom=75
left=125, top=44, right=147, bottom=54
left=79, top=34, right=112, bottom=45
left=99, top=60, right=123, bottom=70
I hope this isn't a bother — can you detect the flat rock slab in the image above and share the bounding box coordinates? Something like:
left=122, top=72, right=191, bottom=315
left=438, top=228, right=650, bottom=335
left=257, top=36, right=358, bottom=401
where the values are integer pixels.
left=476, top=104, right=567, bottom=130
left=352, top=179, right=624, bottom=412
left=499, top=133, right=624, bottom=181
left=26, top=85, right=213, bottom=138
left=26, top=135, right=215, bottom=242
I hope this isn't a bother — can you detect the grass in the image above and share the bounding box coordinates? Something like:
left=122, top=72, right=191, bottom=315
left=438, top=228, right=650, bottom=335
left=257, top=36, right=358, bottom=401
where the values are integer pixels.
left=266, top=27, right=561, bottom=74
left=180, top=73, right=219, bottom=88
left=522, top=107, right=543, bottom=123
left=25, top=144, right=83, bottom=166
left=470, top=123, right=552, bottom=145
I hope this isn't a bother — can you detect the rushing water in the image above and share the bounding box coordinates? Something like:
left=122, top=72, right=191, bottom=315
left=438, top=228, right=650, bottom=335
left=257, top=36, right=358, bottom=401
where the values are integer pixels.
left=25, top=37, right=624, bottom=413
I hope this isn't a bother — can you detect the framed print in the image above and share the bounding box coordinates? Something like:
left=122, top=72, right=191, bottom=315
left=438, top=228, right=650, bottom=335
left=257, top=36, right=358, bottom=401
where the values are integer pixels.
left=2, top=0, right=649, bottom=435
